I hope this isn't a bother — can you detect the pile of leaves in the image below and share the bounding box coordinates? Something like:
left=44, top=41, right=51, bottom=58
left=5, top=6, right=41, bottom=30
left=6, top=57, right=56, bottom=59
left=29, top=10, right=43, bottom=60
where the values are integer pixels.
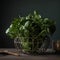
left=5, top=11, right=56, bottom=53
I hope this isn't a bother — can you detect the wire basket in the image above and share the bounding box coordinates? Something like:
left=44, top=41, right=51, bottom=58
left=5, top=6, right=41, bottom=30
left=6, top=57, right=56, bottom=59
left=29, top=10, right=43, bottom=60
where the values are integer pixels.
left=14, top=36, right=50, bottom=55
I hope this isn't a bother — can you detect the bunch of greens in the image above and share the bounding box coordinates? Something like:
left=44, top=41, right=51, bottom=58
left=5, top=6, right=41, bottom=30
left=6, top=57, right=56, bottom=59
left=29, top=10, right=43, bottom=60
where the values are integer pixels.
left=5, top=11, right=56, bottom=52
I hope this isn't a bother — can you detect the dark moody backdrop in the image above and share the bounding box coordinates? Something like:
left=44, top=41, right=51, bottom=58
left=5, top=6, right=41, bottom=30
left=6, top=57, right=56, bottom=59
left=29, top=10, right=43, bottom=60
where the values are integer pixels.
left=0, top=0, right=60, bottom=48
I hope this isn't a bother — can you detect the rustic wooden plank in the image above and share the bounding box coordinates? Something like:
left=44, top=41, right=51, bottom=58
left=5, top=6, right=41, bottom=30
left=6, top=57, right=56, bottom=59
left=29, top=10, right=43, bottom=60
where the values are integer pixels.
left=0, top=49, right=20, bottom=56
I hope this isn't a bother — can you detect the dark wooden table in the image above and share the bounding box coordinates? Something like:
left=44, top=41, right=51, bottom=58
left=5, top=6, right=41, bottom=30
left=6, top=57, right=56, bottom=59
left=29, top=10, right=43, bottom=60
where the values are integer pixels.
left=0, top=48, right=60, bottom=60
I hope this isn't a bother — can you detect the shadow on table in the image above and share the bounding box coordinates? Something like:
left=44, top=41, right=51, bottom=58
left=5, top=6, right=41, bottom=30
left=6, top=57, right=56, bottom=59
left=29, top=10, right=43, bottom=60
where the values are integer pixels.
left=0, top=52, right=10, bottom=57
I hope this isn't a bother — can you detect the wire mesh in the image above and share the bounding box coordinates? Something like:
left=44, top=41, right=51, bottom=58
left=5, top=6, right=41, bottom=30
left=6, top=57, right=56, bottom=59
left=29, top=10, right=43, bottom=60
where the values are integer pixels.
left=14, top=36, right=50, bottom=55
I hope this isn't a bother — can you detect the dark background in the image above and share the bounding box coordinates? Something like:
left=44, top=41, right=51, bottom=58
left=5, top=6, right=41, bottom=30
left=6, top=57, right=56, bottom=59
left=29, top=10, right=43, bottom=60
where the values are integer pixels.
left=0, top=0, right=60, bottom=48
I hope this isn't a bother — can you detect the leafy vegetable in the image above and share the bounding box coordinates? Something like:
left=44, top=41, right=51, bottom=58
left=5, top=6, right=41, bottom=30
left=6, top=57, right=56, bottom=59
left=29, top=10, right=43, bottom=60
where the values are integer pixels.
left=5, top=11, right=56, bottom=52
